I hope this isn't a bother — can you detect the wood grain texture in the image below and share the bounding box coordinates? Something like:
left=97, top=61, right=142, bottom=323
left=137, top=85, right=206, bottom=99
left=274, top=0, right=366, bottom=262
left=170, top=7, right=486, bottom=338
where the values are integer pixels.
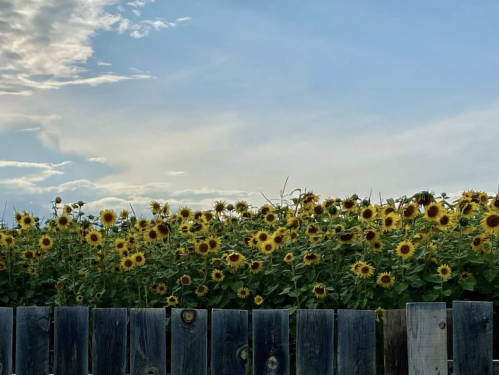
left=406, top=302, right=448, bottom=375
left=15, top=306, right=51, bottom=375
left=54, top=307, right=89, bottom=375
left=337, top=309, right=376, bottom=375
left=252, top=310, right=290, bottom=375
left=92, top=308, right=127, bottom=375
left=452, top=301, right=493, bottom=375
left=130, top=308, right=167, bottom=375
left=383, top=309, right=408, bottom=375
left=171, top=309, right=208, bottom=375
left=211, top=309, right=248, bottom=375
left=446, top=309, right=453, bottom=360
left=296, top=309, right=334, bottom=375
left=0, top=308, right=13, bottom=375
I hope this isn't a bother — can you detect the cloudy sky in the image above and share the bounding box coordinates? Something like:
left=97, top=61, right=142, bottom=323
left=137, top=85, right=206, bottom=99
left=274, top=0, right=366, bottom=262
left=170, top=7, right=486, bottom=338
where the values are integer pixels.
left=1, top=0, right=499, bottom=223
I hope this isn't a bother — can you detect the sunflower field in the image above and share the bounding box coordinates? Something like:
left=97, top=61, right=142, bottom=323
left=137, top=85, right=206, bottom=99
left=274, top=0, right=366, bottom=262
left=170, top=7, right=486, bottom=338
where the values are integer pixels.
left=1, top=189, right=499, bottom=315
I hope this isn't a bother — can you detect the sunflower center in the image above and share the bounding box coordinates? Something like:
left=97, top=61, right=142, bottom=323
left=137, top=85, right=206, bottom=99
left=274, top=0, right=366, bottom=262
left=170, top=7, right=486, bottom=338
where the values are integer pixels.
left=441, top=268, right=448, bottom=275
left=25, top=252, right=33, bottom=259
left=125, top=259, right=133, bottom=267
left=374, top=242, right=381, bottom=249
left=400, top=245, right=410, bottom=254
left=381, top=275, right=391, bottom=283
left=149, top=231, right=157, bottom=239
left=463, top=204, right=472, bottom=214
left=259, top=234, right=268, bottom=242
left=42, top=238, right=50, bottom=246
left=365, top=231, right=376, bottom=240
left=229, top=254, right=240, bottom=262
left=305, top=254, right=317, bottom=260
left=181, top=210, right=190, bottom=218
left=104, top=213, right=113, bottom=222
left=308, top=226, right=319, bottom=234
left=473, top=237, right=482, bottom=246
left=139, top=221, right=147, bottom=228
left=344, top=201, right=354, bottom=209
left=315, top=286, right=325, bottom=294
left=199, top=244, right=209, bottom=253
left=59, top=217, right=68, bottom=225
left=385, top=207, right=395, bottom=215
left=209, top=240, right=217, bottom=249
left=267, top=214, right=275, bottom=221
left=91, top=234, right=98, bottom=241
left=486, top=215, right=499, bottom=228
left=251, top=262, right=259, bottom=270
left=440, top=216, right=449, bottom=225
left=23, top=217, right=32, bottom=224
left=274, top=236, right=283, bottom=244
left=362, top=209, right=373, bottom=219
left=340, top=233, right=353, bottom=241
left=361, top=266, right=370, bottom=274
left=404, top=205, right=415, bottom=217
left=427, top=206, right=439, bottom=218
left=385, top=217, right=393, bottom=226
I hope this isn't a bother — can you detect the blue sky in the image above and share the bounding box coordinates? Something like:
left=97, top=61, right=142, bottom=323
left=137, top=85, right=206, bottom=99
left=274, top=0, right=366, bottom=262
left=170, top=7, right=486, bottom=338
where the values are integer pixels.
left=1, top=0, right=499, bottom=224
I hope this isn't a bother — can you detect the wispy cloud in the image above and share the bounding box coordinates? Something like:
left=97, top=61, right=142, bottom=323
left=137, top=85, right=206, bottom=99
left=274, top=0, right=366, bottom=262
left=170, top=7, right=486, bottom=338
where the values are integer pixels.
left=88, top=157, right=106, bottom=164
left=126, top=0, right=156, bottom=8
left=166, top=171, right=185, bottom=176
left=97, top=61, right=112, bottom=66
left=119, top=17, right=191, bottom=38
left=132, top=9, right=141, bottom=17
left=15, top=127, right=41, bottom=133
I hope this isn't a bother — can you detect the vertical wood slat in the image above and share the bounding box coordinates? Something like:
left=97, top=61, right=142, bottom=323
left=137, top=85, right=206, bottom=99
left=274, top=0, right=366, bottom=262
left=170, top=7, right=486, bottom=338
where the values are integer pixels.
left=337, top=310, right=376, bottom=375
left=383, top=309, right=408, bottom=375
left=92, top=308, right=127, bottom=375
left=453, top=301, right=493, bottom=375
left=211, top=309, right=248, bottom=375
left=15, top=306, right=51, bottom=375
left=0, top=308, right=13, bottom=375
left=447, top=309, right=453, bottom=360
left=253, top=310, right=290, bottom=375
left=130, top=308, right=167, bottom=375
left=54, top=307, right=89, bottom=375
left=296, top=310, right=334, bottom=375
left=406, top=302, right=448, bottom=375
left=171, top=309, right=208, bottom=375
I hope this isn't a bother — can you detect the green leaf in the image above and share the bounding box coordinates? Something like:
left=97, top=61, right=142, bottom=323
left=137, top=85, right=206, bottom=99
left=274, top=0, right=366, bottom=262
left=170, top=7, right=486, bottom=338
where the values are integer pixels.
left=0, top=295, right=8, bottom=303
left=459, top=278, right=476, bottom=291
left=230, top=281, right=244, bottom=293
left=468, top=254, right=485, bottom=264
left=442, top=289, right=452, bottom=297
left=394, top=283, right=408, bottom=294
left=484, top=269, right=498, bottom=283
left=279, top=287, right=292, bottom=295
left=7, top=291, right=18, bottom=300
left=422, top=293, right=438, bottom=301
left=425, top=274, right=443, bottom=284
left=288, top=306, right=299, bottom=315
left=208, top=294, right=223, bottom=305
left=409, top=264, right=426, bottom=273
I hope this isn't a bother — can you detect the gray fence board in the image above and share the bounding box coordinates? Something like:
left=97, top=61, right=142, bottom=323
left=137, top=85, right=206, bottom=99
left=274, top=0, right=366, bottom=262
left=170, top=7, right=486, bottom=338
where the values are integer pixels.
left=171, top=309, right=208, bottom=375
left=92, top=308, right=127, bottom=375
left=15, top=306, right=51, bottom=375
left=406, top=302, right=447, bottom=375
left=337, top=309, right=376, bottom=375
left=253, top=310, right=290, bottom=375
left=296, top=309, right=334, bottom=375
left=383, top=309, right=408, bottom=375
left=211, top=309, right=248, bottom=375
left=0, top=308, right=13, bottom=375
left=130, top=308, right=167, bottom=375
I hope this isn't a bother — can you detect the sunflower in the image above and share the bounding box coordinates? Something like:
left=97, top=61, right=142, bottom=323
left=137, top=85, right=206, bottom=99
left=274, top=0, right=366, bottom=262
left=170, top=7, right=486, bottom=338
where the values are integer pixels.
left=1, top=234, right=14, bottom=248
left=271, top=232, right=286, bottom=248
left=481, top=212, right=499, bottom=235
left=120, top=256, right=134, bottom=271
left=195, top=284, right=209, bottom=297
left=309, top=235, right=322, bottom=244
left=437, top=212, right=458, bottom=231
left=262, top=212, right=277, bottom=226
left=471, top=234, right=487, bottom=252
left=302, top=193, right=319, bottom=210
left=237, top=287, right=250, bottom=298
left=119, top=209, right=129, bottom=220
left=358, top=264, right=374, bottom=278
left=226, top=252, right=246, bottom=268
left=14, top=212, right=23, bottom=225
left=350, top=261, right=366, bottom=275
left=459, top=202, right=478, bottom=218
left=372, top=241, right=384, bottom=252
left=76, top=295, right=83, bottom=302
left=396, top=241, right=415, bottom=259
left=86, top=230, right=103, bottom=247
left=375, top=307, right=384, bottom=322
left=479, top=193, right=489, bottom=205
left=382, top=213, right=402, bottom=232
left=114, top=238, right=127, bottom=252
left=312, top=204, right=324, bottom=216
left=100, top=210, right=117, bottom=227
left=126, top=233, right=138, bottom=247
left=364, top=228, right=379, bottom=243
left=167, top=295, right=179, bottom=306
left=39, top=235, right=54, bottom=250
left=195, top=241, right=210, bottom=256
left=413, top=232, right=430, bottom=242
left=254, top=295, right=264, bottom=306
left=381, top=206, right=396, bottom=217
left=119, top=248, right=129, bottom=257
left=259, top=240, right=275, bottom=255
left=0, top=262, right=6, bottom=271
left=132, top=252, right=146, bottom=266
left=55, top=280, right=65, bottom=290
left=178, top=223, right=191, bottom=237
left=459, top=271, right=473, bottom=282
left=143, top=228, right=159, bottom=243
left=360, top=206, right=376, bottom=222
left=289, top=230, right=299, bottom=243
left=255, top=230, right=270, bottom=243
left=135, top=218, right=150, bottom=231
left=177, top=206, right=193, bottom=221
left=437, top=264, right=452, bottom=280
left=376, top=272, right=395, bottom=288
left=339, top=231, right=357, bottom=245
left=156, top=283, right=167, bottom=295
left=23, top=250, right=35, bottom=260
left=402, top=203, right=419, bottom=220
left=179, top=274, right=192, bottom=286
left=56, top=215, right=71, bottom=230
left=283, top=253, right=294, bottom=263
left=249, top=260, right=263, bottom=274
left=234, top=201, right=249, bottom=214
left=155, top=223, right=170, bottom=238
left=149, top=200, right=161, bottom=215
left=305, top=224, right=321, bottom=236
left=303, top=252, right=320, bottom=265
left=286, top=216, right=301, bottom=230
left=424, top=203, right=445, bottom=222
left=35, top=250, right=43, bottom=259
left=489, top=196, right=499, bottom=212
left=312, top=283, right=326, bottom=299
left=214, top=201, right=227, bottom=215
left=342, top=198, right=357, bottom=212
left=21, top=215, right=34, bottom=229
left=211, top=269, right=224, bottom=282
left=259, top=204, right=274, bottom=216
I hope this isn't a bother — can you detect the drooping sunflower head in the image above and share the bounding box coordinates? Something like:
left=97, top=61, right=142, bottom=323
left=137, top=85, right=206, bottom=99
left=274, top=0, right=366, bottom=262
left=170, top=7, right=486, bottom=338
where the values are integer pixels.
left=375, top=307, right=384, bottom=322
left=312, top=283, right=326, bottom=299
left=339, top=231, right=357, bottom=245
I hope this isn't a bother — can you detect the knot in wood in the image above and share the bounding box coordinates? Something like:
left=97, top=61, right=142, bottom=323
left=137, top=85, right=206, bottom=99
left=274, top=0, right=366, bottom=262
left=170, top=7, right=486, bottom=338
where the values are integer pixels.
left=267, top=356, right=278, bottom=371
left=238, top=347, right=248, bottom=361
left=439, top=321, right=446, bottom=329
left=482, top=316, right=490, bottom=326
left=182, top=310, right=196, bottom=324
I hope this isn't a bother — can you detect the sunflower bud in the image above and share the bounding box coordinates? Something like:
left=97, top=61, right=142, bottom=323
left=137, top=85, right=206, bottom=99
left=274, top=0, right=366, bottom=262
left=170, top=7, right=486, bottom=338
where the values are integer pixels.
left=72, top=204, right=79, bottom=209
left=34, top=217, right=39, bottom=222
left=227, top=204, right=234, bottom=211
left=362, top=199, right=370, bottom=207
left=351, top=194, right=359, bottom=200
left=328, top=206, right=338, bottom=215
left=88, top=214, right=95, bottom=220
left=441, top=192, right=447, bottom=198
left=78, top=211, right=85, bottom=217
left=78, top=201, right=84, bottom=207
left=55, top=197, right=62, bottom=204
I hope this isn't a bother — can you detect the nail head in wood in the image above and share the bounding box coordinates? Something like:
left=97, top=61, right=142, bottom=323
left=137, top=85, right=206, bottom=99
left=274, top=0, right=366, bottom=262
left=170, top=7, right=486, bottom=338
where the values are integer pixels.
left=182, top=310, right=196, bottom=324
left=439, top=321, right=446, bottom=329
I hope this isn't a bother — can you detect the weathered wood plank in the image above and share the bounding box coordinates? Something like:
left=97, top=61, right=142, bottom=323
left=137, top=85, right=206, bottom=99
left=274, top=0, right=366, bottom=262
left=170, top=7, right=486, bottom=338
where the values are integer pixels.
left=171, top=309, right=208, bottom=375
left=406, top=302, right=448, bottom=375
left=92, top=308, right=127, bottom=375
left=0, top=308, right=13, bottom=375
left=15, top=306, right=51, bottom=375
left=211, top=309, right=248, bottom=375
left=449, top=360, right=499, bottom=375
left=54, top=307, right=89, bottom=375
left=252, top=310, right=289, bottom=375
left=130, top=308, right=167, bottom=375
left=452, top=301, right=493, bottom=375
left=337, top=309, right=376, bottom=375
left=383, top=309, right=408, bottom=375
left=296, top=309, right=334, bottom=375
left=446, top=309, right=453, bottom=360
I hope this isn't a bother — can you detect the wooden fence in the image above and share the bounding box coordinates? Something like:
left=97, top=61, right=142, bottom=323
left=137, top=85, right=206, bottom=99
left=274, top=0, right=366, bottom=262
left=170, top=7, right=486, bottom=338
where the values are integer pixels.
left=0, top=301, right=495, bottom=375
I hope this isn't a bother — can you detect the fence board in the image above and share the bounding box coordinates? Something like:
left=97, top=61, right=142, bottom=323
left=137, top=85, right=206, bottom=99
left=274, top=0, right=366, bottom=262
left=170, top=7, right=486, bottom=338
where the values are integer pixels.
left=296, top=309, right=334, bottom=375
left=15, top=306, right=51, bottom=375
left=337, top=309, right=376, bottom=375
left=92, top=308, right=127, bottom=375
left=130, top=308, right=167, bottom=375
left=171, top=309, right=208, bottom=375
left=211, top=309, right=248, bottom=375
left=383, top=309, right=408, bottom=375
left=453, top=301, right=493, bottom=375
left=0, top=308, right=13, bottom=375
left=447, top=309, right=453, bottom=360
left=253, top=310, right=289, bottom=375
left=406, top=302, right=447, bottom=375
left=54, top=307, right=89, bottom=375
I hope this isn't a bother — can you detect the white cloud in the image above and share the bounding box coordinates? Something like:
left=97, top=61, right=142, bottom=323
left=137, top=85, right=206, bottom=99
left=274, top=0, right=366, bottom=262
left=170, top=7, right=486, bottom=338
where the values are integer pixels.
left=15, top=127, right=41, bottom=133
left=167, top=171, right=185, bottom=176
left=97, top=61, right=112, bottom=66
left=127, top=0, right=155, bottom=8
left=88, top=157, right=106, bottom=164
left=0, top=160, right=72, bottom=190
left=117, top=5, right=125, bottom=12
left=132, top=9, right=141, bottom=17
